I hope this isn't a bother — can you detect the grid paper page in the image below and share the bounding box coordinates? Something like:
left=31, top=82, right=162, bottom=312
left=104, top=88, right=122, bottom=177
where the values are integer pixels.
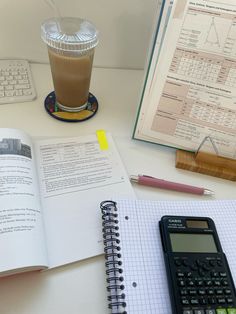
left=116, top=199, right=236, bottom=314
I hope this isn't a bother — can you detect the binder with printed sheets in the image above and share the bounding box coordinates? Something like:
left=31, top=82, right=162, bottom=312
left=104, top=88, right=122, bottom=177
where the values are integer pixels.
left=133, top=0, right=236, bottom=163
left=101, top=199, right=236, bottom=314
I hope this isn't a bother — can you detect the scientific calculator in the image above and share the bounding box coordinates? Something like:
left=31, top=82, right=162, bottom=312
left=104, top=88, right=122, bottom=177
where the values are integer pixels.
left=159, top=216, right=236, bottom=314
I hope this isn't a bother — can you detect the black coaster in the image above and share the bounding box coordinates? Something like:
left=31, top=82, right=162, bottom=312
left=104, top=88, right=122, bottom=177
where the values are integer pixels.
left=44, top=91, right=98, bottom=122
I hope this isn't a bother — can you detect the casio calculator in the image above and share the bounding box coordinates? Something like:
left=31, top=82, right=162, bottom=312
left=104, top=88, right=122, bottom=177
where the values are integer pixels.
left=159, top=216, right=236, bottom=314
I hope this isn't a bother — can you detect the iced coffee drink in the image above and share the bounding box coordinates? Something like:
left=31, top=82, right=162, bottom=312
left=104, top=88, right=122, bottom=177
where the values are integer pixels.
left=41, top=17, right=98, bottom=112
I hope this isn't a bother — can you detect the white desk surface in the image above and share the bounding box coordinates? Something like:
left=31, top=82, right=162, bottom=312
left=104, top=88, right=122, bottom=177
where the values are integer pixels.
left=0, top=64, right=235, bottom=314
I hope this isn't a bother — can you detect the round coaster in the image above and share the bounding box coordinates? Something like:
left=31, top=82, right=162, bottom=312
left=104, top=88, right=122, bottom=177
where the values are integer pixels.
left=44, top=91, right=98, bottom=122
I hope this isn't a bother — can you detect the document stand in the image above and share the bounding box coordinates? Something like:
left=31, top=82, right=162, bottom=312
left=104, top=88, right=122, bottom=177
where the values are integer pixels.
left=175, top=136, right=236, bottom=181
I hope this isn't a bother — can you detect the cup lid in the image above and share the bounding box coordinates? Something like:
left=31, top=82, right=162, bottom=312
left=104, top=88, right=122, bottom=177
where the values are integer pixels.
left=41, top=17, right=98, bottom=52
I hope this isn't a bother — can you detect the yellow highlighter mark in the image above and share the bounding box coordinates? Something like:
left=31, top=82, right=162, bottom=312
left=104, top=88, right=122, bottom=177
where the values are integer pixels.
left=96, top=130, right=109, bottom=150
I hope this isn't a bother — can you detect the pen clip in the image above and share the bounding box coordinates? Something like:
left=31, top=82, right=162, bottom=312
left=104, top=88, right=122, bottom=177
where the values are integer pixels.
left=140, top=174, right=155, bottom=179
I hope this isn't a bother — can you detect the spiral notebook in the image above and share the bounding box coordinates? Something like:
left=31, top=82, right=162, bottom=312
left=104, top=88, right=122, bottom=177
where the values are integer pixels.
left=101, top=199, right=236, bottom=313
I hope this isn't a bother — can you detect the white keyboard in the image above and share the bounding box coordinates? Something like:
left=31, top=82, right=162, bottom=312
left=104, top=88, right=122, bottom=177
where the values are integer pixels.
left=0, top=59, right=36, bottom=104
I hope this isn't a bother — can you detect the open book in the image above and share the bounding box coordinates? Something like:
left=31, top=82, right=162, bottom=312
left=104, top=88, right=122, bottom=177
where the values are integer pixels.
left=134, top=0, right=236, bottom=158
left=0, top=128, right=135, bottom=277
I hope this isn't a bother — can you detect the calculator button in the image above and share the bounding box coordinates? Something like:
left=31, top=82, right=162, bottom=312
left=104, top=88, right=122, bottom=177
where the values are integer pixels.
left=183, top=310, right=193, bottom=314
left=199, top=298, right=207, bottom=305
left=205, top=310, right=216, bottom=314
left=194, top=310, right=204, bottom=314
left=174, top=259, right=182, bottom=266
left=189, top=289, right=197, bottom=296
left=222, top=280, right=228, bottom=286
left=187, top=279, right=195, bottom=286
left=190, top=298, right=199, bottom=305
left=215, top=289, right=224, bottom=295
left=178, top=279, right=185, bottom=287
left=199, top=269, right=206, bottom=277
left=216, top=309, right=227, bottom=314
left=196, top=280, right=204, bottom=287
left=209, top=297, right=217, bottom=304
left=180, top=289, right=188, bottom=296
left=217, top=260, right=223, bottom=267
left=205, top=280, right=213, bottom=286
left=182, top=259, right=190, bottom=267
left=181, top=298, right=190, bottom=305
left=214, top=280, right=221, bottom=286
left=217, top=297, right=226, bottom=304
left=227, top=297, right=233, bottom=303
left=227, top=308, right=236, bottom=314
left=191, top=263, right=198, bottom=271
left=220, top=272, right=227, bottom=277
left=209, top=260, right=217, bottom=267
left=177, top=272, right=185, bottom=277
left=196, top=259, right=203, bottom=267
left=186, top=272, right=193, bottom=278
left=203, top=265, right=211, bottom=271
left=224, top=289, right=232, bottom=295
left=198, top=289, right=206, bottom=295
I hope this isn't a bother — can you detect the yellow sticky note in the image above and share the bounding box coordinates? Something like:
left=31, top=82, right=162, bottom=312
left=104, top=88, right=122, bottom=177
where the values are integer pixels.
left=96, top=130, right=109, bottom=150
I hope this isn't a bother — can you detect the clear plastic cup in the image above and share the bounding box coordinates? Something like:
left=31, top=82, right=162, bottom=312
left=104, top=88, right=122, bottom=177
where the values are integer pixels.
left=41, top=17, right=98, bottom=112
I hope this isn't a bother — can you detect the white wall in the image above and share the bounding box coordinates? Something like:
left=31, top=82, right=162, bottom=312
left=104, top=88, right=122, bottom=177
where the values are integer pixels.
left=0, top=0, right=160, bottom=69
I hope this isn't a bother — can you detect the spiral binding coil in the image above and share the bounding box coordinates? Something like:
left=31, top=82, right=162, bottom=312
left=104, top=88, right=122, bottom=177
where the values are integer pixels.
left=101, top=200, right=127, bottom=314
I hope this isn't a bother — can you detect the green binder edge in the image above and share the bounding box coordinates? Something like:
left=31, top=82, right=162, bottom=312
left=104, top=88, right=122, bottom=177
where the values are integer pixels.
left=132, top=0, right=166, bottom=143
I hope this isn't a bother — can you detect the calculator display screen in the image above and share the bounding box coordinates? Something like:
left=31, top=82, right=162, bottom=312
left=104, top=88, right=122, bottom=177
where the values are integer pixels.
left=170, top=233, right=218, bottom=253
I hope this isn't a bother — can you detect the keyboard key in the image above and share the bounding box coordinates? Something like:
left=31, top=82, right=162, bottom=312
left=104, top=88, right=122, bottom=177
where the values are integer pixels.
left=18, top=79, right=29, bottom=84
left=23, top=90, right=32, bottom=95
left=5, top=91, right=15, bottom=97
left=0, top=59, right=36, bottom=104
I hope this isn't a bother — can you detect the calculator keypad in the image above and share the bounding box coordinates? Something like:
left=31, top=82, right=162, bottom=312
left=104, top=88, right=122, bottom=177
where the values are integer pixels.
left=173, top=256, right=236, bottom=314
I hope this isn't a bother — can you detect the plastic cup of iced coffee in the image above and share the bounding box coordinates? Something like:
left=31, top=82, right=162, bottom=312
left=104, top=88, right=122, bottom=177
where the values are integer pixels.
left=41, top=17, right=98, bottom=112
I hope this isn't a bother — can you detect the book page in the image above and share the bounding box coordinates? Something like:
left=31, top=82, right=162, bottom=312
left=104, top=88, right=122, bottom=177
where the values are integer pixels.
left=0, top=129, right=48, bottom=275
left=135, top=0, right=236, bottom=157
left=34, top=133, right=135, bottom=268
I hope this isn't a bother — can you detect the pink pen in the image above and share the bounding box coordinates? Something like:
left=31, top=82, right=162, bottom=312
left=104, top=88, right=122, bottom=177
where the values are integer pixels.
left=130, top=175, right=214, bottom=195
